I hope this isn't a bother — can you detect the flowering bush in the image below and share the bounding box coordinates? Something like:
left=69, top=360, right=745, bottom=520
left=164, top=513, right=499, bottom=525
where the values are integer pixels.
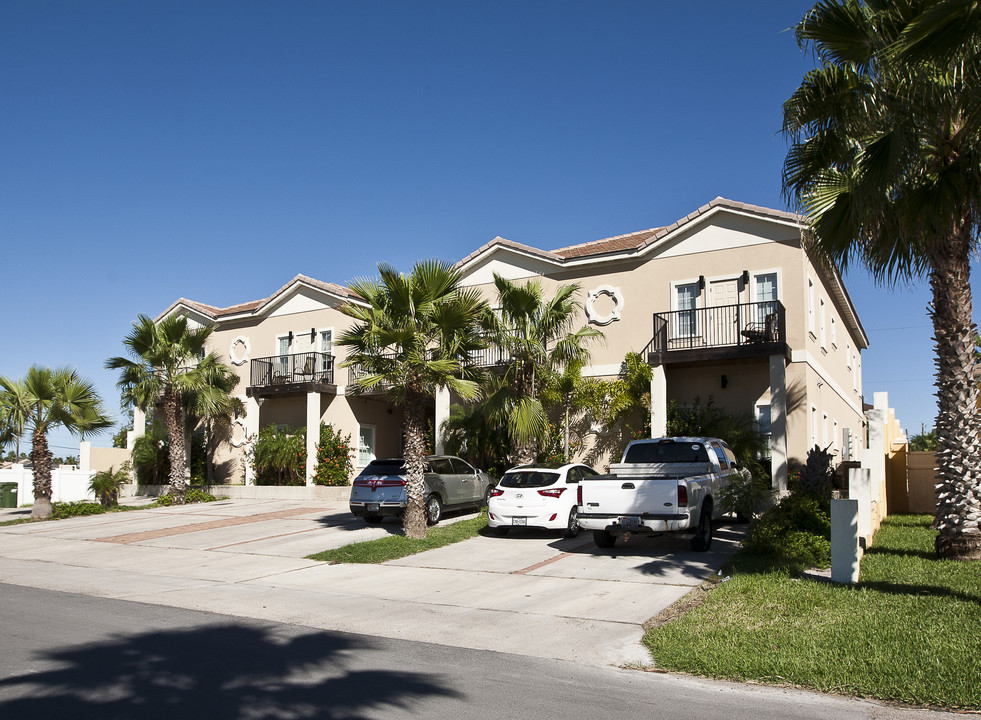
left=313, top=423, right=354, bottom=486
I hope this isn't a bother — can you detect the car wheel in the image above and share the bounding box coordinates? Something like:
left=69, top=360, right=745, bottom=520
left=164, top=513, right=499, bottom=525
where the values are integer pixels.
left=364, top=515, right=383, bottom=524
left=592, top=529, right=616, bottom=548
left=690, top=506, right=713, bottom=551
left=482, top=485, right=494, bottom=509
left=563, top=506, right=580, bottom=538
left=494, top=526, right=510, bottom=537
left=425, top=495, right=443, bottom=526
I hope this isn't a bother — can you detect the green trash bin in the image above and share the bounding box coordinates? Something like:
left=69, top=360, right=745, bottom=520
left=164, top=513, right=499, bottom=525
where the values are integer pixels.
left=0, top=482, right=18, bottom=508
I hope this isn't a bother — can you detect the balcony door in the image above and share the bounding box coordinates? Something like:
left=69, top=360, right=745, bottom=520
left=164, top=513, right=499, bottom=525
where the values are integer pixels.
left=708, top=278, right=739, bottom=345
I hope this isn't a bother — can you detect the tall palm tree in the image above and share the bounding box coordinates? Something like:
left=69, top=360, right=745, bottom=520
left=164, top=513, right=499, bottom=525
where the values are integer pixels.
left=106, top=314, right=217, bottom=503
left=783, top=0, right=981, bottom=559
left=339, top=260, right=487, bottom=539
left=0, top=366, right=111, bottom=519
left=482, top=273, right=603, bottom=465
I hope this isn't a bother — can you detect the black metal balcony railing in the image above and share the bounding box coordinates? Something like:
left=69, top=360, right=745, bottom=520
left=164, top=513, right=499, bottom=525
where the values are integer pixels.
left=650, top=301, right=786, bottom=356
left=250, top=352, right=334, bottom=388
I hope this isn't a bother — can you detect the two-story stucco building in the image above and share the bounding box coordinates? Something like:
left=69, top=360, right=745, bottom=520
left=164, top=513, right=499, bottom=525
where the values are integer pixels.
left=141, top=197, right=867, bottom=490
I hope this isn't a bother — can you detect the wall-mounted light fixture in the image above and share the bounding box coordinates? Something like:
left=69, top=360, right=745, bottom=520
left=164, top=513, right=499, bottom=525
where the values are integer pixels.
left=698, top=275, right=706, bottom=291
left=721, top=374, right=728, bottom=389
left=741, top=270, right=750, bottom=285
left=310, top=328, right=316, bottom=342
left=287, top=331, right=294, bottom=344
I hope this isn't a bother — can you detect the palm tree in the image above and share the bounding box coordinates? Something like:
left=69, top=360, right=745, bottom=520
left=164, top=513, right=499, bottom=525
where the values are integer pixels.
left=482, top=273, right=603, bottom=465
left=183, top=357, right=244, bottom=484
left=106, top=314, right=217, bottom=504
left=783, top=0, right=981, bottom=559
left=0, top=366, right=111, bottom=519
left=339, top=260, right=487, bottom=539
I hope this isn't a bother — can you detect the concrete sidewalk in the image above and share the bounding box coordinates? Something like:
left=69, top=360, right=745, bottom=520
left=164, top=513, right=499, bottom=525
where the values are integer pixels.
left=0, top=499, right=742, bottom=666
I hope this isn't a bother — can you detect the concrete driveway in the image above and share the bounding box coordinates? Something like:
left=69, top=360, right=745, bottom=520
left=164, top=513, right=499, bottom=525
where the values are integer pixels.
left=0, top=498, right=743, bottom=665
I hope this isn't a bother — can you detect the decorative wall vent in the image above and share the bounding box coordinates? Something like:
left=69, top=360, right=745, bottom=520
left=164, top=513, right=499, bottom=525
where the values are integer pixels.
left=585, top=285, right=624, bottom=326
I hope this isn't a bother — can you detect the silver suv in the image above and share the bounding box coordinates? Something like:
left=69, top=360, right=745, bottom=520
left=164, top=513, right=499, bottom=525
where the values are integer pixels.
left=349, top=455, right=495, bottom=525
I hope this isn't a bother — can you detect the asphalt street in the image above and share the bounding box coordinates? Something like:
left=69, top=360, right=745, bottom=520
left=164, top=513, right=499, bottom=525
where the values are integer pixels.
left=0, top=583, right=954, bottom=720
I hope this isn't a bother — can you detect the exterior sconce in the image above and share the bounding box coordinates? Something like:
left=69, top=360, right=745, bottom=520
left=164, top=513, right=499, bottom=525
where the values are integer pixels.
left=741, top=270, right=750, bottom=284
left=287, top=331, right=294, bottom=344
left=698, top=275, right=706, bottom=291
left=721, top=374, right=728, bottom=389
left=310, top=328, right=316, bottom=342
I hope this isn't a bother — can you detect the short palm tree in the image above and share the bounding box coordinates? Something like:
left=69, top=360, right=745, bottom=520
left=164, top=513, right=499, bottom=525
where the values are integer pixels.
left=0, top=366, right=111, bottom=519
left=107, top=314, right=217, bottom=504
left=339, top=260, right=487, bottom=539
left=482, top=274, right=603, bottom=465
left=184, top=357, right=244, bottom=484
left=90, top=463, right=130, bottom=508
left=783, top=0, right=981, bottom=559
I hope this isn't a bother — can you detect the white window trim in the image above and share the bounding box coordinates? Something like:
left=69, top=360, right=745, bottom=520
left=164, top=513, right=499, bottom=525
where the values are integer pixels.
left=751, top=269, right=782, bottom=302
left=819, top=298, right=827, bottom=351
left=275, top=333, right=292, bottom=356
left=671, top=279, right=702, bottom=338
left=807, top=278, right=816, bottom=337
left=318, top=327, right=335, bottom=355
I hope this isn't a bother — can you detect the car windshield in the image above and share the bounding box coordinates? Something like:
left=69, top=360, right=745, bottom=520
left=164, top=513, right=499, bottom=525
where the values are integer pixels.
left=624, top=442, right=709, bottom=464
left=500, top=471, right=561, bottom=488
left=361, top=460, right=406, bottom=475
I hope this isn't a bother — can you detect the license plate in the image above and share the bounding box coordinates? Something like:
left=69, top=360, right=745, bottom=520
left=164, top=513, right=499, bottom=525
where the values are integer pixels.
left=512, top=517, right=527, bottom=526
left=618, top=516, right=641, bottom=527
left=366, top=503, right=380, bottom=512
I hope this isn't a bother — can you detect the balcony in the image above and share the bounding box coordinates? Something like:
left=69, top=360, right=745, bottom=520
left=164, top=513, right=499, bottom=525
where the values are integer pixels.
left=248, top=352, right=335, bottom=397
left=647, top=301, right=788, bottom=365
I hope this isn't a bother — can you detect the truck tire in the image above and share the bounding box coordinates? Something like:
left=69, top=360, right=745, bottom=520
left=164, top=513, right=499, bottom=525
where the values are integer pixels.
left=690, top=507, right=713, bottom=551
left=593, top=529, right=617, bottom=548
left=563, top=506, right=581, bottom=538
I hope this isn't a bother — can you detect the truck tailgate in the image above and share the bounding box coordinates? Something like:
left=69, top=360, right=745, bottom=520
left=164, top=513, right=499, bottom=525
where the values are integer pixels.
left=579, top=475, right=681, bottom=516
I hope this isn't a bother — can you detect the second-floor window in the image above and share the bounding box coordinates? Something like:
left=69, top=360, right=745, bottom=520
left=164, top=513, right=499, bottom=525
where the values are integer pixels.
left=319, top=329, right=333, bottom=356
left=676, top=283, right=698, bottom=336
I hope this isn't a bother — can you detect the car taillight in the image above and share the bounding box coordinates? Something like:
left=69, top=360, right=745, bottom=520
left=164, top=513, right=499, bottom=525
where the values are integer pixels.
left=489, top=487, right=505, bottom=498
left=678, top=484, right=688, bottom=507
left=577, top=485, right=583, bottom=505
left=378, top=478, right=406, bottom=487
left=538, top=487, right=566, bottom=498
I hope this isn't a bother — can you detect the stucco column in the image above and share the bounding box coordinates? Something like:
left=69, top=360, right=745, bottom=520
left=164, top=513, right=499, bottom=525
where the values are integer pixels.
left=306, top=391, right=320, bottom=486
left=650, top=365, right=667, bottom=438
left=769, top=354, right=788, bottom=494
left=79, top=441, right=91, bottom=473
left=434, top=385, right=450, bottom=454
left=126, top=406, right=146, bottom=452
left=245, top=396, right=260, bottom=485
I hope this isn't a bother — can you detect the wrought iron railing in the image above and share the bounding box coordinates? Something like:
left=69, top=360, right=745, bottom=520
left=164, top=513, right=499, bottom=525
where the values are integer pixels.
left=250, top=352, right=334, bottom=388
left=650, top=301, right=786, bottom=355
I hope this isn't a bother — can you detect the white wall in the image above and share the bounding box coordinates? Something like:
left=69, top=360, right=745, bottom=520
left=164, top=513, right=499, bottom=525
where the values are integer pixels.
left=0, top=464, right=97, bottom=506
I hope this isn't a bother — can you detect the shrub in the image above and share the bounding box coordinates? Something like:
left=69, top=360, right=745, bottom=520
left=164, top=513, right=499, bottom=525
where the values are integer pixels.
left=89, top=463, right=130, bottom=508
left=52, top=501, right=105, bottom=519
left=250, top=425, right=306, bottom=485
left=312, top=423, right=354, bottom=486
left=718, top=468, right=773, bottom=521
left=739, top=494, right=831, bottom=573
left=796, top=444, right=835, bottom=501
left=156, top=487, right=219, bottom=506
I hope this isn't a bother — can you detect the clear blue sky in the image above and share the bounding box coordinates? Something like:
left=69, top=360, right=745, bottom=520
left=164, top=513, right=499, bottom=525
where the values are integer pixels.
left=1, top=1, right=964, bottom=457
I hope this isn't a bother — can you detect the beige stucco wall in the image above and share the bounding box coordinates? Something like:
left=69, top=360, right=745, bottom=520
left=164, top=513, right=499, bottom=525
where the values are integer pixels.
left=459, top=209, right=868, bottom=475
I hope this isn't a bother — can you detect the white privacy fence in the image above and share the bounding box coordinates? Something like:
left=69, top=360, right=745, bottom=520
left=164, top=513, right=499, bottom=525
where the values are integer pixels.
left=0, top=441, right=131, bottom=506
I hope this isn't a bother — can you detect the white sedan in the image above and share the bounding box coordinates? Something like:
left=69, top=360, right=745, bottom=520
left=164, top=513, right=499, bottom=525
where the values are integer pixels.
left=487, top=463, right=599, bottom=537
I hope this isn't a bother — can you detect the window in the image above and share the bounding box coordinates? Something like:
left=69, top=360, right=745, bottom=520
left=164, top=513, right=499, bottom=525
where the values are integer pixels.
left=676, top=282, right=698, bottom=336
left=755, top=273, right=778, bottom=315
left=819, top=298, right=827, bottom=349
left=319, top=329, right=333, bottom=356
left=808, top=279, right=816, bottom=335
left=831, top=316, right=837, bottom=347
left=358, top=425, right=376, bottom=467
left=810, top=405, right=818, bottom=448
left=276, top=335, right=291, bottom=375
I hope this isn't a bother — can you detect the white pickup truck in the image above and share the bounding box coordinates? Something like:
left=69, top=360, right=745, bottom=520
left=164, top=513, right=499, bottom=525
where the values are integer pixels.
left=576, top=437, right=741, bottom=551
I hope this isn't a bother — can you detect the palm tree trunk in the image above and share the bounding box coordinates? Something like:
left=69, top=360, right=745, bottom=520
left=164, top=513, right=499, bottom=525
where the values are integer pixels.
left=403, top=389, right=428, bottom=539
left=163, top=387, right=188, bottom=503
left=931, top=225, right=981, bottom=560
left=30, top=426, right=53, bottom=520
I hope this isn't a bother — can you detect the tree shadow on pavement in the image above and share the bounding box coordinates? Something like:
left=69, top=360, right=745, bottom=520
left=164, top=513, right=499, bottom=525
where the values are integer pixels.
left=0, top=622, right=461, bottom=720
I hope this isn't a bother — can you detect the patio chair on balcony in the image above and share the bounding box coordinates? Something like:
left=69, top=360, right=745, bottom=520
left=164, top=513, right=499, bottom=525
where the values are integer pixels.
left=293, top=355, right=316, bottom=382
left=741, top=313, right=778, bottom=344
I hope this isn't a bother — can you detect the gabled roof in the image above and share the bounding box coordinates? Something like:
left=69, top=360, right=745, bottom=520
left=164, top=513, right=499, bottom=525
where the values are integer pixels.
left=455, top=197, right=869, bottom=349
left=157, top=274, right=364, bottom=323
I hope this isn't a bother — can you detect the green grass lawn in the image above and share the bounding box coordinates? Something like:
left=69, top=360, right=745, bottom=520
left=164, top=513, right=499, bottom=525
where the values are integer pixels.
left=643, top=515, right=981, bottom=710
left=307, top=514, right=488, bottom=563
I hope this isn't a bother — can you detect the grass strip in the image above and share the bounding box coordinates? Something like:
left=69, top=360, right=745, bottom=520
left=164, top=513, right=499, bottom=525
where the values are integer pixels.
left=643, top=514, right=981, bottom=711
left=0, top=493, right=222, bottom=527
left=307, top=514, right=487, bottom=563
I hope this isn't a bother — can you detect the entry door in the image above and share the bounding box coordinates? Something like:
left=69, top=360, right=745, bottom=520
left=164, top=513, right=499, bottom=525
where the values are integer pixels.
left=709, top=279, right=739, bottom=345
